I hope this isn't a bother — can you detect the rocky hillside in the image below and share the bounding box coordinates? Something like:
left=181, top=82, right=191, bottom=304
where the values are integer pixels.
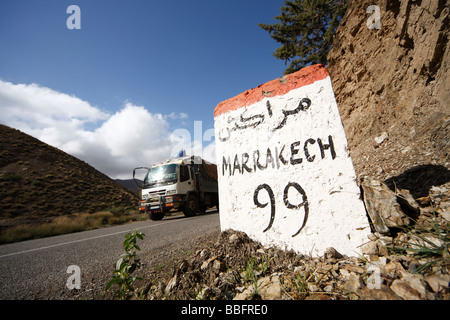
left=0, top=124, right=139, bottom=227
left=327, top=0, right=449, bottom=189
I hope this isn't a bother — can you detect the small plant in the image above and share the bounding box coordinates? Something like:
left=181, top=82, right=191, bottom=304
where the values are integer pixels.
left=242, top=257, right=260, bottom=297
left=260, top=254, right=274, bottom=274
left=293, top=264, right=317, bottom=293
left=109, top=206, right=125, bottom=216
left=106, top=230, right=145, bottom=299
left=242, top=257, right=257, bottom=282
left=293, top=273, right=308, bottom=293
left=242, top=254, right=273, bottom=282
left=388, top=209, right=450, bottom=275
left=242, top=255, right=273, bottom=299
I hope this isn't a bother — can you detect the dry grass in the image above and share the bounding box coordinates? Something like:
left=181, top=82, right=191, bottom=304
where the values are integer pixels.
left=388, top=209, right=450, bottom=275
left=0, top=209, right=148, bottom=244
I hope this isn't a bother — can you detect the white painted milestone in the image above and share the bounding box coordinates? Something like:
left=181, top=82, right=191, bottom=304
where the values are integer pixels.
left=214, top=64, right=371, bottom=257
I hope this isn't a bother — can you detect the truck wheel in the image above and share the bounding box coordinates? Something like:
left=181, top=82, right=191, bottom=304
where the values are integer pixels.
left=149, top=211, right=165, bottom=221
left=183, top=194, right=198, bottom=217
left=199, top=202, right=207, bottom=214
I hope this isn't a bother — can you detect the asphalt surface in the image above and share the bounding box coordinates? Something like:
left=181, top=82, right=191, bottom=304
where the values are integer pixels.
left=0, top=210, right=220, bottom=299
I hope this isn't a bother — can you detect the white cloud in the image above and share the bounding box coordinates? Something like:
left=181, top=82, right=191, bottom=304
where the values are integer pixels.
left=0, top=81, right=108, bottom=129
left=165, top=112, right=188, bottom=120
left=0, top=80, right=208, bottom=179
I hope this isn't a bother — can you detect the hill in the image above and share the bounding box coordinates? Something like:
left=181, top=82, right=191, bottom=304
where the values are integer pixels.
left=0, top=124, right=140, bottom=228
left=116, top=179, right=142, bottom=195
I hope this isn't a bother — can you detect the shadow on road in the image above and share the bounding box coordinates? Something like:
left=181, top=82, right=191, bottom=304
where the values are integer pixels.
left=162, top=208, right=219, bottom=221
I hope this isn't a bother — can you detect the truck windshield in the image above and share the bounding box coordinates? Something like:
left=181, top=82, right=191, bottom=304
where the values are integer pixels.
left=143, top=164, right=178, bottom=187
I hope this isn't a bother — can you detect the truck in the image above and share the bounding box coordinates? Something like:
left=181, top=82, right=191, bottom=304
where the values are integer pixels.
left=132, top=155, right=218, bottom=220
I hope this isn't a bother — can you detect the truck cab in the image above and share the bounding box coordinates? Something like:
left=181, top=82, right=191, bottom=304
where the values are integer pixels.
left=133, top=156, right=218, bottom=220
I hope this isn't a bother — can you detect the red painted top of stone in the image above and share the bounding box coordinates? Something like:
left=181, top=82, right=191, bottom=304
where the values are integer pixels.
left=214, top=64, right=329, bottom=118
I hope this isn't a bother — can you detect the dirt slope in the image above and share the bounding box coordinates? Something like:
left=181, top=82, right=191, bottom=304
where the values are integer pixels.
left=327, top=0, right=449, bottom=189
left=0, top=124, right=139, bottom=226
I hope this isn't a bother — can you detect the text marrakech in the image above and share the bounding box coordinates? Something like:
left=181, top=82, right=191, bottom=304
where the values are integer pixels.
left=221, top=135, right=336, bottom=176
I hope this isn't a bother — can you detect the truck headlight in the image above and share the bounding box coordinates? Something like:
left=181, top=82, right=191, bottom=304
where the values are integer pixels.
left=166, top=190, right=176, bottom=195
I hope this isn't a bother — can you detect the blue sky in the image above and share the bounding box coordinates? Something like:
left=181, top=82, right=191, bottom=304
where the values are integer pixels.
left=0, top=0, right=287, bottom=178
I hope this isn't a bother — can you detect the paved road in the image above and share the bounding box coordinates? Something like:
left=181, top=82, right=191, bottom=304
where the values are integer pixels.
left=0, top=210, right=220, bottom=299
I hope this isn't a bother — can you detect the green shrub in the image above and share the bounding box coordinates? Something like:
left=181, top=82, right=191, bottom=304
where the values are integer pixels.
left=106, top=231, right=145, bottom=299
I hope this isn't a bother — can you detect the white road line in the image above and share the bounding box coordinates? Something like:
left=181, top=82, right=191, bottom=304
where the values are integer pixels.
left=0, top=220, right=178, bottom=259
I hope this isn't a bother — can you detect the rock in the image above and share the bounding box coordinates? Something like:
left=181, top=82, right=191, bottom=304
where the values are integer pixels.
left=408, top=233, right=443, bottom=251
left=256, top=248, right=265, bottom=255
left=361, top=177, right=411, bottom=234
left=233, top=274, right=286, bottom=300
left=324, top=247, right=344, bottom=260
left=426, top=275, right=450, bottom=293
left=165, top=275, right=178, bottom=295
left=221, top=270, right=240, bottom=287
left=362, top=238, right=389, bottom=256
left=361, top=240, right=379, bottom=255
left=200, top=260, right=209, bottom=270
left=390, top=279, right=423, bottom=300
left=376, top=240, right=389, bottom=256
left=235, top=286, right=246, bottom=293
left=229, top=234, right=239, bottom=244
left=430, top=186, right=447, bottom=194
left=323, top=285, right=333, bottom=292
left=384, top=260, right=406, bottom=277
left=396, top=188, right=420, bottom=215
left=343, top=274, right=363, bottom=293
left=377, top=234, right=393, bottom=246
left=441, top=208, right=450, bottom=222
left=213, top=259, right=226, bottom=272
left=199, top=249, right=209, bottom=258
left=196, top=286, right=214, bottom=300
left=317, top=264, right=334, bottom=274
left=368, top=233, right=378, bottom=241
left=178, top=259, right=189, bottom=273
left=339, top=268, right=351, bottom=279
left=200, top=256, right=217, bottom=271
left=400, top=274, right=428, bottom=298
left=374, top=132, right=388, bottom=145
left=401, top=146, right=412, bottom=154
left=155, top=282, right=165, bottom=298
left=233, top=288, right=253, bottom=300
left=307, top=283, right=320, bottom=292
left=342, top=264, right=365, bottom=274
left=305, top=293, right=332, bottom=300
left=358, top=285, right=403, bottom=300
left=257, top=275, right=283, bottom=300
